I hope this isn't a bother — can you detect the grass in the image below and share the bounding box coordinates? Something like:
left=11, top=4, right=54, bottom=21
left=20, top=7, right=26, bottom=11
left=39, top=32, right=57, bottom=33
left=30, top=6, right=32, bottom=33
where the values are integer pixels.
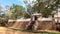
left=5, top=27, right=60, bottom=34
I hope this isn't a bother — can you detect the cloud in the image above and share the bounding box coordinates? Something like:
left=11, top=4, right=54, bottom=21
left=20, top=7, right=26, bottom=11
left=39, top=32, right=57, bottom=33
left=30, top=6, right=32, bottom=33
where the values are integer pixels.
left=24, top=0, right=36, bottom=4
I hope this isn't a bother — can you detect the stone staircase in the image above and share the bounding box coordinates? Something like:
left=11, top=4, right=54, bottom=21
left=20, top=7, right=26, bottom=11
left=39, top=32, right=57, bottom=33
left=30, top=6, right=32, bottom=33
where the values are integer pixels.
left=33, top=21, right=39, bottom=30
left=25, top=21, right=35, bottom=30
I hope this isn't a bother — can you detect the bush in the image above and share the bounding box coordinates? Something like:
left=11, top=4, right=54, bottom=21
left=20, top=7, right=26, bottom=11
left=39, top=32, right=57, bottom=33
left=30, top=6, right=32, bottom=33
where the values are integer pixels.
left=0, top=18, right=8, bottom=26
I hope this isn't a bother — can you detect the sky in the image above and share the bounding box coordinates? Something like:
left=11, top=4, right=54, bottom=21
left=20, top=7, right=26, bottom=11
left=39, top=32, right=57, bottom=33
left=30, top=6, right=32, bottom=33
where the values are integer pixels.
left=0, top=0, right=26, bottom=10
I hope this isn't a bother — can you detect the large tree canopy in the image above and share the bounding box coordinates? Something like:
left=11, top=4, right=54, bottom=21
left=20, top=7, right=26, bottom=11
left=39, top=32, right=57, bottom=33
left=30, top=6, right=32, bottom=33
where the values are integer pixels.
left=10, top=4, right=25, bottom=19
left=30, top=0, right=60, bottom=18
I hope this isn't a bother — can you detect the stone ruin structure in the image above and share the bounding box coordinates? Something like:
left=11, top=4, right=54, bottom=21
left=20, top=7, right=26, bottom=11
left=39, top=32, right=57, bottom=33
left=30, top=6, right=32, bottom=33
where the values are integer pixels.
left=54, top=13, right=60, bottom=31
left=31, top=13, right=56, bottom=30
left=8, top=19, right=30, bottom=30
left=8, top=13, right=60, bottom=31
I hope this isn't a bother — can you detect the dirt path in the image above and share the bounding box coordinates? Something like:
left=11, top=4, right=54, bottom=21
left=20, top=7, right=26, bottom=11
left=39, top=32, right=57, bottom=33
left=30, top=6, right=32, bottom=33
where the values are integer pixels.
left=0, top=27, right=35, bottom=34
left=0, top=27, right=60, bottom=34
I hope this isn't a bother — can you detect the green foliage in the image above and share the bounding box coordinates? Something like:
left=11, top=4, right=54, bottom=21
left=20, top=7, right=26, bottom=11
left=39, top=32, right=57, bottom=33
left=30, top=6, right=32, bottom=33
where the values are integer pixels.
left=0, top=18, right=8, bottom=26
left=23, top=12, right=31, bottom=18
left=9, top=0, right=60, bottom=19
left=32, top=0, right=59, bottom=18
left=10, top=4, right=26, bottom=19
left=32, top=2, right=46, bottom=13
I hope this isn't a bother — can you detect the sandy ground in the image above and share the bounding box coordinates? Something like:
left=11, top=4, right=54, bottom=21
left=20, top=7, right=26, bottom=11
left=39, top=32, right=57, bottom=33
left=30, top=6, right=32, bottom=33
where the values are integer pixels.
left=0, top=27, right=35, bottom=34
left=0, top=27, right=59, bottom=34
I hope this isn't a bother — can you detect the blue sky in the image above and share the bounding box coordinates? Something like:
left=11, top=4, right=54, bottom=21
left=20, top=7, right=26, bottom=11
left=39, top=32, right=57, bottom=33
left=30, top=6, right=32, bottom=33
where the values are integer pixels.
left=0, top=0, right=25, bottom=10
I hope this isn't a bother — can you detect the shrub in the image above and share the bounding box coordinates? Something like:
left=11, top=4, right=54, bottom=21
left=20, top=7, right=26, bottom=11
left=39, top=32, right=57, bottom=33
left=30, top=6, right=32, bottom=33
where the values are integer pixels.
left=0, top=18, right=8, bottom=26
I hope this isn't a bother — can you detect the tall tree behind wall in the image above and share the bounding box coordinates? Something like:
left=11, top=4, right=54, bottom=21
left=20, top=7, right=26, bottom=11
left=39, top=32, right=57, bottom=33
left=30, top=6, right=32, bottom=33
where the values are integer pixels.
left=10, top=4, right=25, bottom=19
left=32, top=0, right=58, bottom=18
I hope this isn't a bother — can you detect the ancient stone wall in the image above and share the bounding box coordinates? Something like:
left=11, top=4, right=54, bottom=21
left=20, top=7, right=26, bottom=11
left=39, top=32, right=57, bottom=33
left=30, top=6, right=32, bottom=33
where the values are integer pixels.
left=10, top=21, right=30, bottom=30
left=9, top=20, right=56, bottom=30
left=33, top=21, right=55, bottom=30
left=55, top=23, right=60, bottom=31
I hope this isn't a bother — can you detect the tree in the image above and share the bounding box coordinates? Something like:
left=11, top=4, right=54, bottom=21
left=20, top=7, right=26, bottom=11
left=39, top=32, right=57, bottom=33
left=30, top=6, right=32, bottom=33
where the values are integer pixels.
left=32, top=2, right=46, bottom=13
left=0, top=18, right=8, bottom=26
left=24, top=0, right=36, bottom=18
left=0, top=6, right=5, bottom=18
left=23, top=11, right=31, bottom=18
left=32, top=0, right=58, bottom=18
left=24, top=0, right=60, bottom=18
left=4, top=5, right=11, bottom=19
left=10, top=4, right=25, bottom=19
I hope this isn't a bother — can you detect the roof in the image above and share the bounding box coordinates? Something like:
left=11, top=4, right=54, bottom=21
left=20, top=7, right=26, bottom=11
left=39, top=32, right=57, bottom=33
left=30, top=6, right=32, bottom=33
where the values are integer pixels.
left=8, top=19, right=15, bottom=22
left=54, top=12, right=60, bottom=17
left=32, top=13, right=41, bottom=16
left=54, top=15, right=60, bottom=17
left=16, top=18, right=31, bottom=22
left=55, top=18, right=60, bottom=23
left=38, top=18, right=52, bottom=21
